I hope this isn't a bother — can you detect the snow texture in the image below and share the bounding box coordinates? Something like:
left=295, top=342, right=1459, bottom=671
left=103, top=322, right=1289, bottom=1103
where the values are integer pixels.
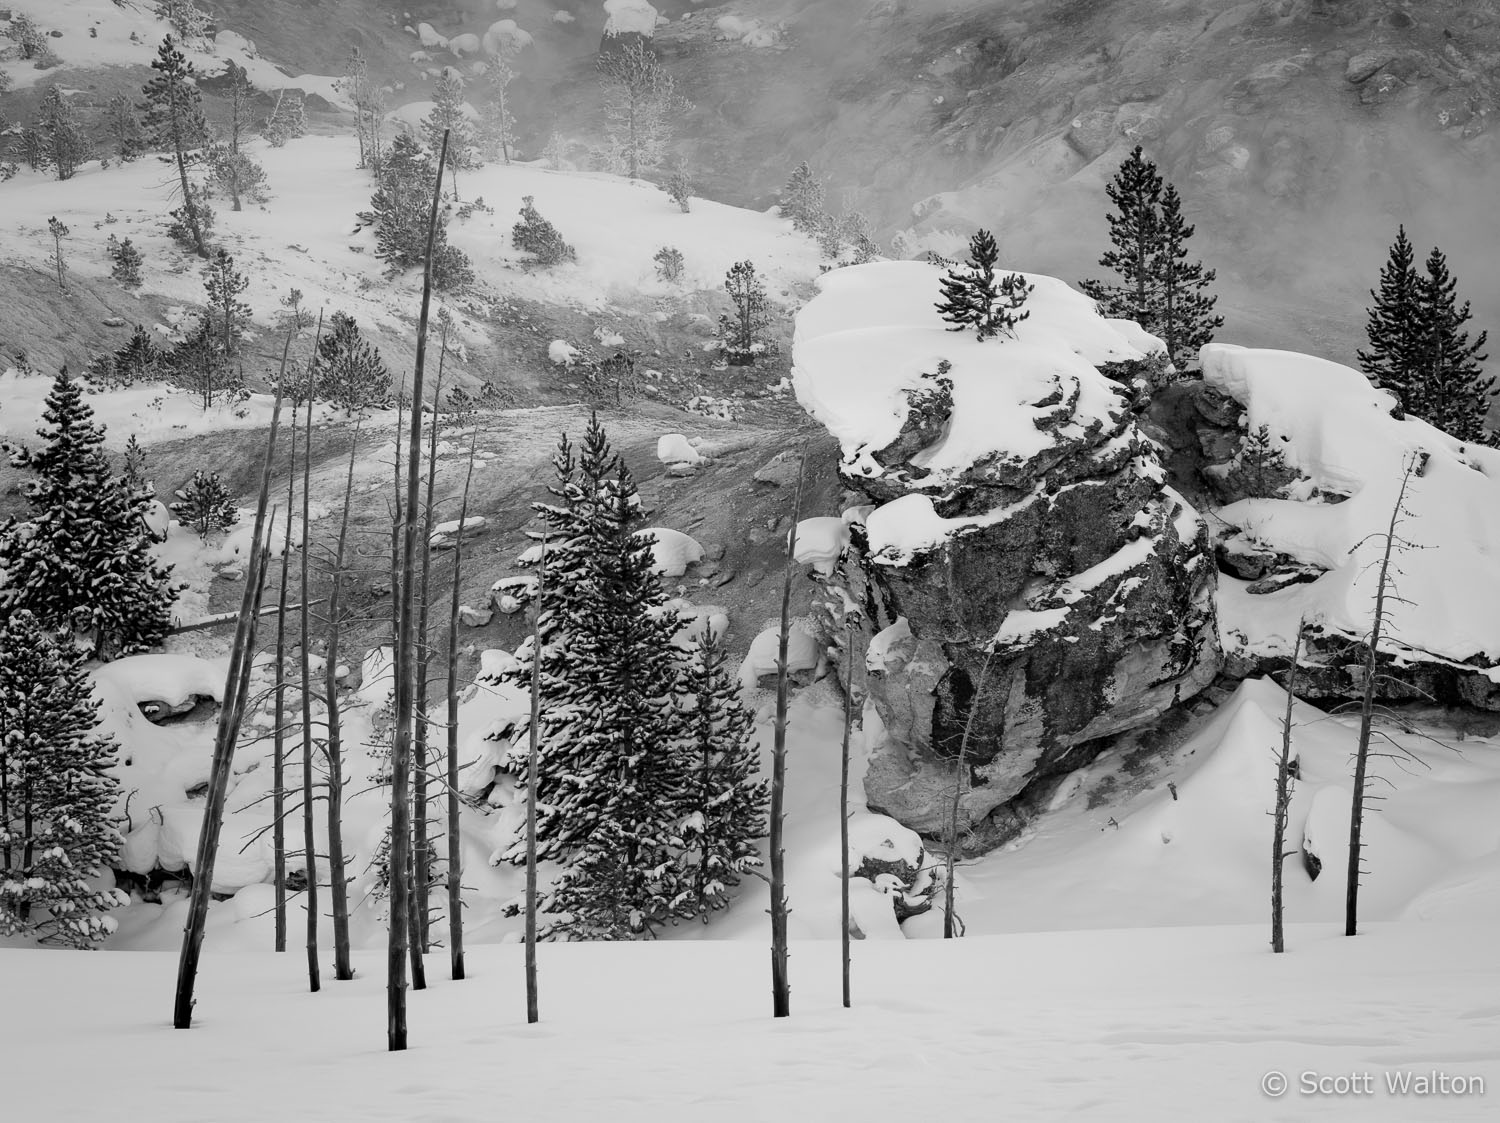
left=637, top=526, right=704, bottom=577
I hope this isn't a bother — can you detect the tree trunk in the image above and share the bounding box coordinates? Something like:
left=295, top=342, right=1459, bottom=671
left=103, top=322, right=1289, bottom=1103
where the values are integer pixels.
left=525, top=534, right=546, bottom=1024
left=298, top=396, right=320, bottom=995
left=387, top=129, right=449, bottom=1052
left=324, top=424, right=360, bottom=981
left=174, top=339, right=290, bottom=1028
left=838, top=621, right=854, bottom=1009
left=272, top=421, right=294, bottom=954
left=769, top=447, right=806, bottom=1019
left=1346, top=456, right=1417, bottom=937
left=446, top=424, right=481, bottom=982
left=945, top=652, right=993, bottom=939
left=1271, top=621, right=1304, bottom=954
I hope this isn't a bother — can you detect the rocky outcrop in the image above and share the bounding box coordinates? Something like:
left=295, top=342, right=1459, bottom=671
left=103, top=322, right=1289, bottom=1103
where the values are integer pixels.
left=794, top=263, right=1222, bottom=853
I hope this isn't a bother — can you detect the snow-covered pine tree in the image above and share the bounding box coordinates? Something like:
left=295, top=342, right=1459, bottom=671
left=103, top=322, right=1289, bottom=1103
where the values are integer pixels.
left=363, top=134, right=473, bottom=289
left=140, top=36, right=211, bottom=257
left=1358, top=226, right=1420, bottom=411
left=1404, top=246, right=1495, bottom=442
left=662, top=159, right=692, bottom=213
left=654, top=245, right=684, bottom=283
left=597, top=40, right=690, bottom=180
left=720, top=260, right=771, bottom=365
left=35, top=85, right=90, bottom=181
left=109, top=236, right=144, bottom=288
left=546, top=462, right=692, bottom=939
left=422, top=73, right=478, bottom=180
left=676, top=628, right=768, bottom=922
left=936, top=229, right=1032, bottom=341
left=0, top=609, right=130, bottom=947
left=155, top=0, right=211, bottom=44
left=780, top=161, right=825, bottom=234
left=1079, top=145, right=1164, bottom=327
left=114, top=325, right=159, bottom=384
left=122, top=434, right=150, bottom=494
left=511, top=195, right=575, bottom=267
left=202, top=248, right=251, bottom=357
left=1150, top=183, right=1221, bottom=368
left=170, top=469, right=238, bottom=540
left=315, top=312, right=391, bottom=413
left=0, top=368, right=178, bottom=659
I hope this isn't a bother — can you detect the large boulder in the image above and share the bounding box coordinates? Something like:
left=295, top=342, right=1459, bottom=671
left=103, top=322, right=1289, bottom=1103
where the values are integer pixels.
left=793, top=262, right=1222, bottom=849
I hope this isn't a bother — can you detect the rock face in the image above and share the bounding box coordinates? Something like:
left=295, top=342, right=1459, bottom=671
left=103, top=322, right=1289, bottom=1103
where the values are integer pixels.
left=794, top=262, right=1221, bottom=851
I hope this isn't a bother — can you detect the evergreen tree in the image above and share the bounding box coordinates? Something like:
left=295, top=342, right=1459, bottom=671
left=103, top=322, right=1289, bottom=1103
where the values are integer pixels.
left=0, top=609, right=130, bottom=948
left=207, top=144, right=268, bottom=212
left=262, top=90, right=307, bottom=148
left=122, top=434, right=150, bottom=494
left=1079, top=145, right=1163, bottom=326
left=362, top=134, right=473, bottom=289
left=109, top=236, right=144, bottom=288
left=1358, top=226, right=1421, bottom=411
left=720, top=260, right=771, bottom=365
left=1409, top=246, right=1495, bottom=441
left=166, top=182, right=215, bottom=253
left=780, top=161, right=825, bottom=234
left=165, top=319, right=244, bottom=410
left=35, top=86, right=90, bottom=181
left=597, top=40, right=690, bottom=180
left=936, top=230, right=1032, bottom=341
left=654, top=245, right=684, bottom=283
left=47, top=217, right=69, bottom=293
left=155, top=0, right=211, bottom=43
left=0, top=369, right=178, bottom=659
left=661, top=159, right=692, bottom=213
left=511, top=195, right=575, bottom=267
left=476, top=52, right=518, bottom=165
left=1151, top=183, right=1222, bottom=366
left=115, top=325, right=160, bottom=384
left=170, top=469, right=238, bottom=540
left=201, top=248, right=251, bottom=357
left=422, top=73, right=477, bottom=179
left=315, top=312, right=391, bottom=413
left=140, top=36, right=211, bottom=257
left=106, top=93, right=146, bottom=162
left=676, top=629, right=767, bottom=922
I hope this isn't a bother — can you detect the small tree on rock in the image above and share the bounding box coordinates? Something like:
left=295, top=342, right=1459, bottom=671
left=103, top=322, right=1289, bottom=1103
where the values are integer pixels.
left=0, top=609, right=130, bottom=948
left=1409, top=246, right=1494, bottom=442
left=1150, top=184, right=1222, bottom=366
left=936, top=229, right=1032, bottom=341
left=171, top=469, right=238, bottom=540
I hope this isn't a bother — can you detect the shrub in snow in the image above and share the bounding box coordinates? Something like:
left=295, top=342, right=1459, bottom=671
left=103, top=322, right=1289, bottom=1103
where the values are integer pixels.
left=262, top=89, right=306, bottom=147
left=156, top=1, right=212, bottom=43
left=166, top=183, right=216, bottom=254
left=512, top=195, right=575, bottom=266
left=654, top=245, right=684, bottom=283
left=0, top=369, right=178, bottom=659
left=171, top=470, right=239, bottom=540
left=363, top=134, right=474, bottom=290
left=0, top=610, right=130, bottom=947
left=583, top=350, right=639, bottom=403
left=661, top=160, right=693, bottom=212
left=936, top=229, right=1032, bottom=342
left=108, top=236, right=144, bottom=288
left=719, top=260, right=772, bottom=365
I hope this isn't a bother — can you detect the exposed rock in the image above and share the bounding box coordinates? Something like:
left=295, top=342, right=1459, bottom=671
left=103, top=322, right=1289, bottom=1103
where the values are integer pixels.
left=1345, top=51, right=1392, bottom=84
left=752, top=449, right=804, bottom=486
left=459, top=604, right=494, bottom=627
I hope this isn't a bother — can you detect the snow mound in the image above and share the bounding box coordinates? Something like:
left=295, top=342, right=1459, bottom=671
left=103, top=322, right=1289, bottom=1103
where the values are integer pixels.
left=637, top=527, right=704, bottom=576
left=484, top=19, right=534, bottom=55
left=739, top=622, right=823, bottom=686
left=792, top=261, right=1147, bottom=483
left=865, top=616, right=911, bottom=673
left=549, top=340, right=581, bottom=366
left=792, top=516, right=850, bottom=575
left=604, top=0, right=659, bottom=37
left=92, top=655, right=225, bottom=712
left=664, top=598, right=729, bottom=647
left=449, top=32, right=482, bottom=57
left=1202, top=343, right=1500, bottom=663
left=657, top=434, right=706, bottom=466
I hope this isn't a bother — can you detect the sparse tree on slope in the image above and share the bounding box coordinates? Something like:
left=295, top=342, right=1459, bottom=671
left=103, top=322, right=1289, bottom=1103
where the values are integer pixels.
left=511, top=195, right=575, bottom=267
left=208, top=61, right=267, bottom=212
left=155, top=1, right=211, bottom=44
left=476, top=52, right=518, bottom=165
left=315, top=312, right=391, bottom=413
left=140, top=36, right=211, bottom=257
left=106, top=93, right=146, bottom=162
left=1079, top=145, right=1163, bottom=327
left=47, top=217, right=69, bottom=292
left=109, top=237, right=144, bottom=288
left=35, top=86, right=90, bottom=181
left=721, top=260, right=771, bottom=365
left=202, top=248, right=252, bottom=358
left=422, top=73, right=477, bottom=185
left=1409, top=246, right=1495, bottom=442
left=0, top=369, right=178, bottom=659
left=363, top=134, right=472, bottom=290
left=597, top=40, right=691, bottom=180
left=170, top=469, right=238, bottom=540
left=676, top=629, right=767, bottom=922
left=0, top=609, right=129, bottom=948
left=780, top=161, right=825, bottom=234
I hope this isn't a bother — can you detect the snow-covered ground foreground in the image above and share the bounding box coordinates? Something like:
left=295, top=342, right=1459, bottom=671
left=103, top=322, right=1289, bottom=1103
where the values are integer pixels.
left=4, top=924, right=1497, bottom=1121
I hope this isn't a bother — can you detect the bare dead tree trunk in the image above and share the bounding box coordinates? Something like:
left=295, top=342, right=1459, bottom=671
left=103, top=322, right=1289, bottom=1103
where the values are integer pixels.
left=525, top=534, right=546, bottom=1025
left=769, top=447, right=806, bottom=1019
left=272, top=423, right=294, bottom=954
left=945, top=651, right=994, bottom=939
left=1346, top=455, right=1419, bottom=937
left=298, top=392, right=320, bottom=995
left=446, top=422, right=481, bottom=982
left=324, top=423, right=361, bottom=981
left=1272, top=621, right=1305, bottom=954
left=838, top=619, right=854, bottom=1009
left=174, top=338, right=290, bottom=1029
left=387, top=129, right=449, bottom=1052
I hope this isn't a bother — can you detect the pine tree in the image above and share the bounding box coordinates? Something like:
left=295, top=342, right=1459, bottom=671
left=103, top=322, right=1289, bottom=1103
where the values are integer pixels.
left=122, top=435, right=150, bottom=494
left=155, top=0, right=211, bottom=43
left=780, top=161, right=825, bottom=234
left=166, top=319, right=244, bottom=410
left=115, top=326, right=159, bottom=384
left=0, top=610, right=130, bottom=947
left=47, top=217, right=69, bottom=292
left=477, top=52, right=518, bottom=165
left=207, top=61, right=268, bottom=212
left=1358, top=226, right=1420, bottom=410
left=422, top=73, right=477, bottom=179
left=720, top=260, right=771, bottom=365
left=597, top=40, right=691, bottom=180
left=340, top=48, right=381, bottom=169
left=201, top=248, right=251, bottom=357
left=106, top=93, right=146, bottom=162
left=511, top=195, right=575, bottom=267
left=262, top=90, right=307, bottom=148
left=654, top=245, right=684, bottom=283
left=1408, top=246, right=1495, bottom=441
left=140, top=36, right=211, bottom=257
left=109, top=237, right=144, bottom=288
left=936, top=230, right=1032, bottom=341
left=315, top=312, right=391, bottom=413
left=170, top=469, right=238, bottom=540
left=35, top=85, right=90, bottom=181
left=1079, top=146, right=1163, bottom=325
left=0, top=368, right=178, bottom=659
left=1151, top=183, right=1222, bottom=367
left=676, top=629, right=768, bottom=921
left=662, top=159, right=692, bottom=213
left=363, top=134, right=473, bottom=289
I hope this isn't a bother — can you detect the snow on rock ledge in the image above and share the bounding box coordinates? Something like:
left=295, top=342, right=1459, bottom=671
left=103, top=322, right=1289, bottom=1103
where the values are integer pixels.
left=792, top=261, right=1220, bottom=849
